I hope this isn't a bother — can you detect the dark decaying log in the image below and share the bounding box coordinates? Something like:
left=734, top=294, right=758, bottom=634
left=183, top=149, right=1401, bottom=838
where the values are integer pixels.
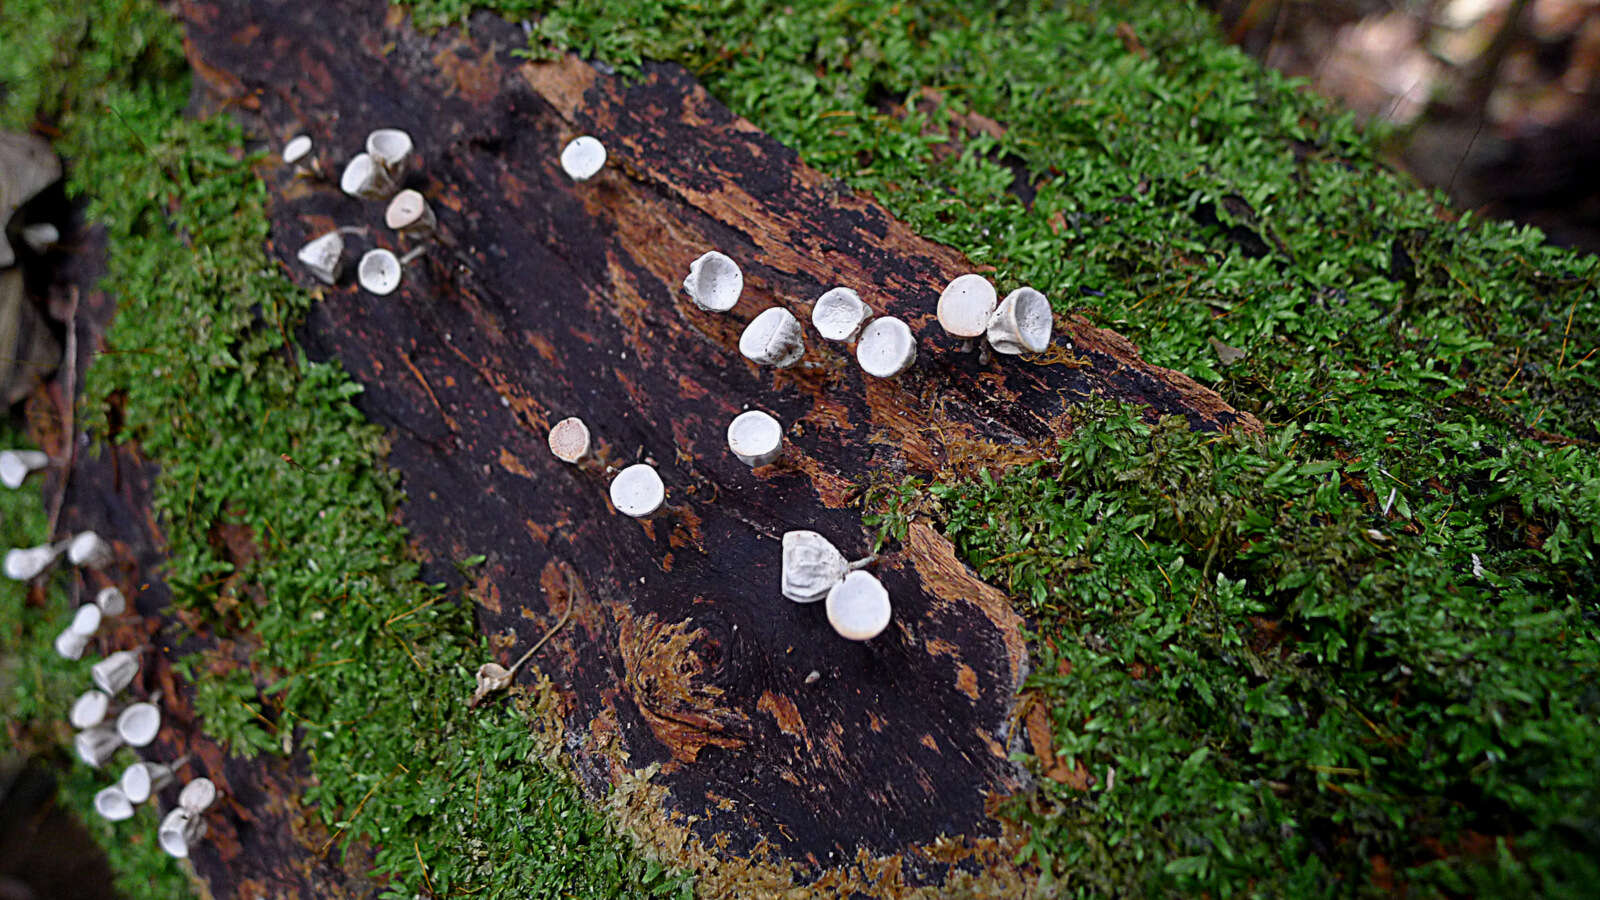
left=39, top=0, right=1260, bottom=894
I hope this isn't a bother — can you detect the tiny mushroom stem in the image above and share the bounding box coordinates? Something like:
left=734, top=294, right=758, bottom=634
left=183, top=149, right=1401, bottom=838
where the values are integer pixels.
left=726, top=410, right=783, bottom=467
left=826, top=570, right=893, bottom=641
left=296, top=231, right=345, bottom=285
left=937, top=274, right=998, bottom=346
left=739, top=307, right=806, bottom=368
left=93, top=785, right=136, bottom=822
left=115, top=702, right=162, bottom=747
left=69, top=689, right=112, bottom=730
left=357, top=249, right=404, bottom=296
left=811, top=287, right=873, bottom=342
left=384, top=188, right=436, bottom=237
left=74, top=725, right=123, bottom=768
left=986, top=287, right=1054, bottom=355
left=608, top=463, right=665, bottom=518
left=158, top=807, right=206, bottom=859
left=559, top=135, right=607, bottom=181
left=547, top=417, right=591, bottom=464
left=339, top=152, right=397, bottom=200
left=365, top=128, right=414, bottom=180
left=68, top=531, right=114, bottom=569
left=855, top=316, right=917, bottom=377
left=683, top=251, right=743, bottom=312
left=0, top=449, right=50, bottom=488
left=95, top=586, right=127, bottom=616
left=91, top=650, right=140, bottom=696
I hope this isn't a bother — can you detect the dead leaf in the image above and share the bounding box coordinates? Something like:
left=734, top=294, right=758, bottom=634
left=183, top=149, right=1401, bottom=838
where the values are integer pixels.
left=1209, top=337, right=1247, bottom=366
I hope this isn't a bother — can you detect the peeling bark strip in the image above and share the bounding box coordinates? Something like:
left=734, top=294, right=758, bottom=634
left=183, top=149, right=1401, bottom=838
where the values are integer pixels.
left=180, top=0, right=1257, bottom=891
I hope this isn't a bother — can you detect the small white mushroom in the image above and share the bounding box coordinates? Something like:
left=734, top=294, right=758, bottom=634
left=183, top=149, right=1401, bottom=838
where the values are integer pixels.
left=937, top=274, right=998, bottom=340
left=781, top=530, right=848, bottom=603
left=826, top=570, right=892, bottom=641
left=120, top=759, right=180, bottom=805
left=296, top=231, right=345, bottom=285
left=682, top=251, right=743, bottom=312
left=339, top=152, right=396, bottom=200
left=739, top=307, right=805, bottom=368
left=547, top=417, right=591, bottom=464
left=282, top=134, right=313, bottom=166
left=91, top=650, right=140, bottom=696
left=559, top=135, right=607, bottom=181
left=855, top=316, right=917, bottom=377
left=20, top=222, right=58, bottom=254
left=0, top=449, right=49, bottom=488
left=53, top=628, right=89, bottom=660
left=358, top=249, right=403, bottom=295
left=5, top=542, right=64, bottom=581
left=95, top=586, right=127, bottom=617
left=811, top=287, right=872, bottom=342
left=159, top=807, right=206, bottom=858
left=384, top=189, right=436, bottom=236
left=74, top=725, right=123, bottom=768
left=365, top=128, right=413, bottom=178
left=986, top=287, right=1053, bottom=355
left=93, top=785, right=135, bottom=822
left=69, top=602, right=104, bottom=637
left=68, top=531, right=113, bottom=568
left=726, top=410, right=783, bottom=467
left=69, top=689, right=112, bottom=730
left=116, top=702, right=162, bottom=747
left=608, top=464, right=665, bottom=518
left=178, top=777, right=218, bottom=815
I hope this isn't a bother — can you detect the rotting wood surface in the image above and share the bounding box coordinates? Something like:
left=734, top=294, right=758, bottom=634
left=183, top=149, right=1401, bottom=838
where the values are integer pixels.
left=173, top=0, right=1260, bottom=894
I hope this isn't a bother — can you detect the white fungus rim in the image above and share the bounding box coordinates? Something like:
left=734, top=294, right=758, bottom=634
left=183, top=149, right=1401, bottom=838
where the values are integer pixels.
left=94, top=786, right=135, bottom=821
left=812, top=287, right=872, bottom=342
left=855, top=316, right=917, bottom=377
left=116, top=703, right=161, bottom=747
left=95, top=586, right=127, bottom=616
left=937, top=273, right=998, bottom=338
left=366, top=128, right=413, bottom=168
left=358, top=249, right=403, bottom=295
left=179, top=777, right=217, bottom=814
left=283, top=134, right=313, bottom=165
left=548, top=417, right=591, bottom=464
left=826, top=570, right=892, bottom=641
left=69, top=602, right=103, bottom=637
left=560, top=136, right=607, bottom=181
left=988, top=287, right=1053, bottom=354
left=68, top=531, right=111, bottom=567
left=70, top=690, right=111, bottom=729
left=384, top=189, right=432, bottom=232
left=726, top=410, right=783, bottom=467
left=121, top=762, right=154, bottom=803
left=159, top=808, right=202, bottom=858
left=739, top=307, right=805, bottom=368
left=683, top=251, right=743, bottom=312
left=609, top=464, right=665, bottom=518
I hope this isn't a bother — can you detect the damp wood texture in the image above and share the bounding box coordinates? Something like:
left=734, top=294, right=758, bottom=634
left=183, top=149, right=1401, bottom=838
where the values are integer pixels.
left=168, top=0, right=1259, bottom=893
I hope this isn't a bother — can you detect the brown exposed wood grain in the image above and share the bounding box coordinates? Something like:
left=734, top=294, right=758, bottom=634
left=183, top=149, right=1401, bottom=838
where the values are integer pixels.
left=152, top=0, right=1259, bottom=893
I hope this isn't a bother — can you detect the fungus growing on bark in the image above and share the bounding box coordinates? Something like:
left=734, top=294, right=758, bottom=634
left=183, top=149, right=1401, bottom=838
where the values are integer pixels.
left=726, top=410, right=783, bottom=467
left=340, top=152, right=396, bottom=199
left=811, top=287, right=872, bottom=342
left=68, top=531, right=113, bottom=568
left=74, top=725, right=122, bottom=767
left=987, top=287, right=1053, bottom=355
left=5, top=542, right=63, bottom=581
left=116, top=702, right=161, bottom=747
left=560, top=135, right=607, bottom=181
left=120, top=760, right=179, bottom=805
left=91, top=650, right=139, bottom=695
left=179, top=777, right=217, bottom=815
left=358, top=249, right=403, bottom=295
left=609, top=463, right=665, bottom=518
left=95, top=586, right=127, bottom=616
left=937, top=274, right=998, bottom=341
left=0, top=449, right=48, bottom=488
left=365, top=128, right=413, bottom=178
left=855, top=316, right=917, bottom=377
left=739, top=307, right=805, bottom=368
left=780, top=530, right=875, bottom=603
left=93, top=786, right=135, bottom=822
left=547, top=417, right=591, bottom=464
left=282, top=134, right=313, bottom=166
left=296, top=231, right=345, bottom=285
left=70, top=690, right=111, bottom=730
left=384, top=189, right=435, bottom=236
left=682, top=251, right=743, bottom=312
left=159, top=808, right=205, bottom=858
left=826, top=570, right=892, bottom=641
left=69, top=602, right=103, bottom=638
left=20, top=223, right=57, bottom=254
left=53, top=628, right=89, bottom=660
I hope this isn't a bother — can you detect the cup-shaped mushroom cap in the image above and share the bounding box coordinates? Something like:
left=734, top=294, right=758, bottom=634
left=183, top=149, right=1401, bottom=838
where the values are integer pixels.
left=179, top=777, right=218, bottom=814
left=94, top=785, right=135, bottom=822
left=739, top=307, right=806, bottom=368
left=987, top=287, right=1053, bottom=355
left=781, top=530, right=848, bottom=603
left=384, top=189, right=436, bottom=235
left=282, top=134, right=313, bottom=165
left=91, top=650, right=140, bottom=696
left=340, top=152, right=396, bottom=199
left=609, top=464, right=665, bottom=518
left=683, top=251, right=743, bottom=312
left=69, top=602, right=103, bottom=637
left=811, top=287, right=873, bottom=342
left=68, top=531, right=113, bottom=568
left=855, top=316, right=917, bottom=377
left=826, top=570, right=892, bottom=641
left=548, top=417, right=591, bottom=464
left=726, top=410, right=783, bottom=467
left=53, top=628, right=89, bottom=660
left=70, top=689, right=111, bottom=729
left=4, top=544, right=59, bottom=580
left=358, top=249, right=403, bottom=296
left=365, top=128, right=414, bottom=171
left=159, top=807, right=205, bottom=858
left=120, top=761, right=174, bottom=804
left=296, top=231, right=345, bottom=285
left=20, top=223, right=59, bottom=254
left=0, top=449, right=48, bottom=488
left=560, top=135, right=607, bottom=181
left=74, top=725, right=122, bottom=768
left=116, top=703, right=161, bottom=747
left=937, top=274, right=998, bottom=338
left=95, top=586, right=127, bottom=617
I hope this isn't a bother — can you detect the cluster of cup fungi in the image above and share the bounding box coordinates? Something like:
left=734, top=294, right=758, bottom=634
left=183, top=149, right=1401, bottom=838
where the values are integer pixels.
left=2, top=449, right=220, bottom=859
left=539, top=141, right=1055, bottom=644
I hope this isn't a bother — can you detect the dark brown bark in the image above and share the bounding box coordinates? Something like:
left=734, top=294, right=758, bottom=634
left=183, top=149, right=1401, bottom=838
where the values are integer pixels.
left=43, top=0, right=1259, bottom=895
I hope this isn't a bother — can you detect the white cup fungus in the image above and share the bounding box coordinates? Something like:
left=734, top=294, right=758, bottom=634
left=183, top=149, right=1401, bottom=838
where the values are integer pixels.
left=609, top=464, right=665, bottom=518
left=855, top=316, right=917, bottom=377
left=683, top=251, right=743, bottom=312
left=739, top=307, right=805, bottom=368
left=811, top=287, right=872, bottom=342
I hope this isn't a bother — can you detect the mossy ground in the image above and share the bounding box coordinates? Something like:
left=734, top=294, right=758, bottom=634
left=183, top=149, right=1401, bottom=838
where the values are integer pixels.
left=3, top=0, right=1598, bottom=897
